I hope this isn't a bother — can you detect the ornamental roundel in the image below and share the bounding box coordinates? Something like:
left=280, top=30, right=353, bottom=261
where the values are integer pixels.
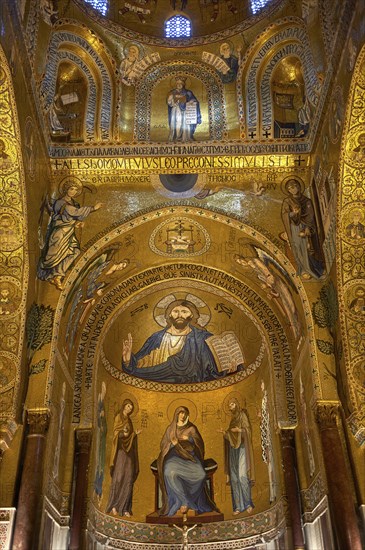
left=344, top=283, right=365, bottom=319
left=344, top=126, right=365, bottom=168
left=340, top=203, right=365, bottom=244
left=0, top=277, right=23, bottom=317
left=0, top=208, right=24, bottom=253
left=149, top=217, right=211, bottom=257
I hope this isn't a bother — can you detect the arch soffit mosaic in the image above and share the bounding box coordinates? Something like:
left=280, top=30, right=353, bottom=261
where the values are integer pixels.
left=337, top=44, right=365, bottom=431
left=0, top=45, right=29, bottom=427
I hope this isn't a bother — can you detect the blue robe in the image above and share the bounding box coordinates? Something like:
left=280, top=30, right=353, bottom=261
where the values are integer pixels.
left=157, top=413, right=217, bottom=517
left=122, top=325, right=223, bottom=383
left=167, top=88, right=202, bottom=141
left=220, top=55, right=239, bottom=84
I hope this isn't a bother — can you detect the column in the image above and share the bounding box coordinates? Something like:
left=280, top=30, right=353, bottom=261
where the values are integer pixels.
left=315, top=402, right=362, bottom=550
left=69, top=429, right=92, bottom=550
left=12, top=408, right=50, bottom=550
left=280, top=429, right=305, bottom=550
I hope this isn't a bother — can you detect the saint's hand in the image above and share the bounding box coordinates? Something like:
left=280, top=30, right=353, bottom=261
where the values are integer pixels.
left=93, top=202, right=103, bottom=211
left=122, top=333, right=133, bottom=364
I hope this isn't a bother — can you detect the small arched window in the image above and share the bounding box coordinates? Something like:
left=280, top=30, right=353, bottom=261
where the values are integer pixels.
left=165, top=15, right=191, bottom=39
left=250, top=0, right=271, bottom=15
left=84, top=0, right=108, bottom=16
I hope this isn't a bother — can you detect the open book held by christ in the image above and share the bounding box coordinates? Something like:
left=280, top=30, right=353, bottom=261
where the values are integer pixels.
left=206, top=331, right=245, bottom=373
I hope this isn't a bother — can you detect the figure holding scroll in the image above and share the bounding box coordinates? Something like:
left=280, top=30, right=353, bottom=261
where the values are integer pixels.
left=167, top=77, right=201, bottom=142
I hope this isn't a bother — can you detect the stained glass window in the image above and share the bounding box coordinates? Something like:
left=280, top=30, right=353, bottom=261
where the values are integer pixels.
left=165, top=15, right=191, bottom=38
left=250, top=0, right=271, bottom=15
left=84, top=0, right=108, bottom=16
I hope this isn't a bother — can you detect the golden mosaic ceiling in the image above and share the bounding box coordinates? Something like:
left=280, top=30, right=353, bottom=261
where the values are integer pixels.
left=73, top=0, right=285, bottom=43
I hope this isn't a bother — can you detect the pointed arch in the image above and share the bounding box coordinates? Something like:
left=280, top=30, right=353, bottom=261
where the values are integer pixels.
left=337, top=44, right=365, bottom=442
left=238, top=19, right=320, bottom=139
left=40, top=25, right=116, bottom=141
left=0, top=45, right=29, bottom=432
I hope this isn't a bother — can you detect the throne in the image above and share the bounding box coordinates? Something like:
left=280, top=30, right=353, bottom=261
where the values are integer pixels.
left=146, top=458, right=224, bottom=524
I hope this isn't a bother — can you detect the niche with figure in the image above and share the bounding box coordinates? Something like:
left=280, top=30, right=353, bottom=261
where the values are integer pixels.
left=49, top=61, right=87, bottom=143
left=272, top=57, right=312, bottom=139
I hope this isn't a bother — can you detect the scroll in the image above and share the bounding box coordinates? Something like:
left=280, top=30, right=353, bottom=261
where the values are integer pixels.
left=185, top=102, right=198, bottom=125
left=202, top=51, right=230, bottom=74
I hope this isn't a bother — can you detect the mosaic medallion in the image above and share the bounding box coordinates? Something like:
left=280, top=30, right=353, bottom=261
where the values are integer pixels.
left=149, top=217, right=210, bottom=257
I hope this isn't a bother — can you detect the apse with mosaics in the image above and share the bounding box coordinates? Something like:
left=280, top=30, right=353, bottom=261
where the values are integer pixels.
left=0, top=1, right=364, bottom=549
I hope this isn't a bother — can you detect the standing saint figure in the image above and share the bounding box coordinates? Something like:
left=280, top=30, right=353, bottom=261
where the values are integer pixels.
left=157, top=406, right=217, bottom=516
left=296, top=95, right=311, bottom=137
left=219, top=398, right=254, bottom=515
left=94, top=382, right=108, bottom=501
left=281, top=178, right=325, bottom=280
left=167, top=77, right=201, bottom=142
left=260, top=381, right=277, bottom=503
left=106, top=399, right=140, bottom=517
left=37, top=180, right=102, bottom=290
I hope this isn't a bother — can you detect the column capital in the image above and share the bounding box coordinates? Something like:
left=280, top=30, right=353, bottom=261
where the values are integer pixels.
left=26, top=408, right=50, bottom=435
left=315, top=402, right=340, bottom=431
left=75, top=428, right=92, bottom=453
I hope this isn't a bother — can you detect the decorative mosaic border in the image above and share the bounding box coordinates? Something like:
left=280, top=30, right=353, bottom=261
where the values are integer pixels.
left=302, top=496, right=329, bottom=525
left=46, top=477, right=71, bottom=518
left=336, top=44, right=365, bottom=434
left=0, top=45, right=29, bottom=422
left=43, top=496, right=70, bottom=527
left=40, top=23, right=116, bottom=141
left=301, top=473, right=326, bottom=514
left=87, top=499, right=285, bottom=545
